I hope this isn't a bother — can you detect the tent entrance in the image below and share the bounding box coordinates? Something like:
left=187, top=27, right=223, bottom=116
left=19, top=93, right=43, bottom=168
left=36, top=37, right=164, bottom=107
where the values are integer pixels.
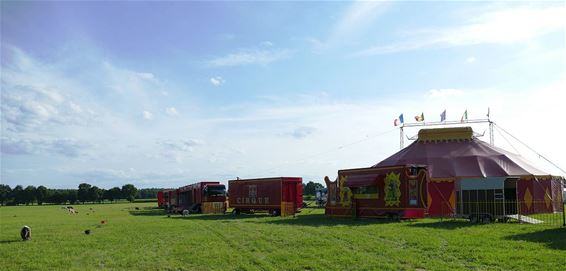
left=456, top=177, right=519, bottom=220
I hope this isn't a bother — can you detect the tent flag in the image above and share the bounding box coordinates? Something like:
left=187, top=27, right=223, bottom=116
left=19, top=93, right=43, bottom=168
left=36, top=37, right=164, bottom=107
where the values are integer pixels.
left=487, top=107, right=490, bottom=118
left=461, top=109, right=468, bottom=123
left=394, top=114, right=404, bottom=126
left=440, top=110, right=446, bottom=122
left=415, top=112, right=424, bottom=122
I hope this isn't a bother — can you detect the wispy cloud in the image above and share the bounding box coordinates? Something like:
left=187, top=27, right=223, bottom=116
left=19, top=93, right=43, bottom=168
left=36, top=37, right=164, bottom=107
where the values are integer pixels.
left=165, top=107, right=179, bottom=116
left=1, top=137, right=90, bottom=157
left=207, top=48, right=292, bottom=67
left=307, top=1, right=391, bottom=52
left=210, top=76, right=225, bottom=86
left=356, top=5, right=564, bottom=56
left=330, top=1, right=390, bottom=42
left=142, top=110, right=153, bottom=120
left=1, top=48, right=97, bottom=132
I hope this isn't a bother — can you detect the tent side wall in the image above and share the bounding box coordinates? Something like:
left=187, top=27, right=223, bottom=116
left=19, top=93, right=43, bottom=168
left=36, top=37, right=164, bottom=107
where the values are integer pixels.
left=517, top=177, right=564, bottom=214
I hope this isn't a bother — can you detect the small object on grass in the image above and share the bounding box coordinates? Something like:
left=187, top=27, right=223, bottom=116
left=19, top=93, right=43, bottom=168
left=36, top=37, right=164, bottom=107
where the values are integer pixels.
left=167, top=214, right=171, bottom=218
left=135, top=207, right=140, bottom=210
left=85, top=229, right=91, bottom=235
left=20, top=226, right=31, bottom=241
left=101, top=220, right=106, bottom=224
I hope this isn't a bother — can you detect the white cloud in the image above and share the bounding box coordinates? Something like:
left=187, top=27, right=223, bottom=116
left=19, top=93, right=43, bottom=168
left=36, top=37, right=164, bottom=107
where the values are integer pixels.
left=1, top=48, right=97, bottom=132
left=1, top=137, right=90, bottom=157
left=356, top=5, right=565, bottom=56
left=165, top=107, right=179, bottom=116
left=143, top=110, right=153, bottom=120
left=466, top=57, right=476, bottom=63
left=207, top=48, right=292, bottom=67
left=210, top=76, right=225, bottom=86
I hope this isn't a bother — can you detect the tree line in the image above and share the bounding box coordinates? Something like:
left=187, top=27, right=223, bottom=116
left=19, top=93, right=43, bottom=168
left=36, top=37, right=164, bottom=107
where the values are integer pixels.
left=0, top=183, right=162, bottom=206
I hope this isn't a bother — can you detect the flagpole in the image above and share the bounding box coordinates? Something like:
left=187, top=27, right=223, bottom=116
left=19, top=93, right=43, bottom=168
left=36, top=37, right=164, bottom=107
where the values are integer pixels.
left=400, top=126, right=404, bottom=149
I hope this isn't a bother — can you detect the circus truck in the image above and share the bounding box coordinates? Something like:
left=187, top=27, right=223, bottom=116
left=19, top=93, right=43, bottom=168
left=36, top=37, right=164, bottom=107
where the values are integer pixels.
left=175, top=182, right=227, bottom=214
left=228, top=177, right=303, bottom=216
left=324, top=165, right=429, bottom=219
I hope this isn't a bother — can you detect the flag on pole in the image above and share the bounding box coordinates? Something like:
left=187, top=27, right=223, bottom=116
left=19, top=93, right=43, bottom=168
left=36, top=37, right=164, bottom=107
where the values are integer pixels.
left=415, top=112, right=424, bottom=122
left=440, top=110, right=446, bottom=122
left=486, top=107, right=490, bottom=119
left=461, top=109, right=468, bottom=123
left=394, top=114, right=404, bottom=126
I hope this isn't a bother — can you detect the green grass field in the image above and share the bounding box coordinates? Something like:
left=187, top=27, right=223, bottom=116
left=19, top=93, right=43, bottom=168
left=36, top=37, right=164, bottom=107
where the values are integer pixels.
left=1, top=202, right=564, bottom=271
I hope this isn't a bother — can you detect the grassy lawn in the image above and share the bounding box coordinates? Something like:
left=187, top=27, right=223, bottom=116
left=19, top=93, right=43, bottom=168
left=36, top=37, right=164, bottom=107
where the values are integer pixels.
left=1, top=202, right=565, bottom=271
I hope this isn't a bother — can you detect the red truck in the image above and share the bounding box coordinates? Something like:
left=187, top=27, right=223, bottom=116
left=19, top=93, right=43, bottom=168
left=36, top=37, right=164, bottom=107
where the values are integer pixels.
left=176, top=182, right=227, bottom=214
left=228, top=177, right=303, bottom=216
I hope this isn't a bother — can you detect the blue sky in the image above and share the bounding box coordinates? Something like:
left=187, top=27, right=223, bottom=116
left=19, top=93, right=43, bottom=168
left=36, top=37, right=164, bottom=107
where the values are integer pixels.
left=1, top=1, right=564, bottom=188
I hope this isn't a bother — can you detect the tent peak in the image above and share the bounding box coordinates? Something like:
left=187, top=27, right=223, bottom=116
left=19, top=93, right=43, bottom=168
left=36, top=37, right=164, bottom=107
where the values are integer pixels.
left=418, top=127, right=473, bottom=142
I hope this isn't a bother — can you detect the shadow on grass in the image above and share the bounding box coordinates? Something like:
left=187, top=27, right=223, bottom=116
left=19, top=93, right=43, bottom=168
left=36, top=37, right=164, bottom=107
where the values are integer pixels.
left=128, top=207, right=167, bottom=216
left=505, top=227, right=566, bottom=250
left=167, top=213, right=405, bottom=226
left=0, top=239, right=23, bottom=244
left=407, top=219, right=480, bottom=230
left=171, top=213, right=270, bottom=221
left=264, top=214, right=401, bottom=227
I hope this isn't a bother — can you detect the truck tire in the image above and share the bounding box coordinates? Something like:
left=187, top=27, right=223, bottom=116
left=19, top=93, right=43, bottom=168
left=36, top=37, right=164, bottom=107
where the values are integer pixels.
left=272, top=209, right=281, bottom=216
left=232, top=208, right=240, bottom=215
left=182, top=209, right=190, bottom=216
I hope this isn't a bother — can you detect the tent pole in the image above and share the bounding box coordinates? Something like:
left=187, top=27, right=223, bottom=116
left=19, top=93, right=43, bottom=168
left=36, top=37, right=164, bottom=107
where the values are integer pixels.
left=489, top=121, right=494, bottom=146
left=400, top=126, right=404, bottom=149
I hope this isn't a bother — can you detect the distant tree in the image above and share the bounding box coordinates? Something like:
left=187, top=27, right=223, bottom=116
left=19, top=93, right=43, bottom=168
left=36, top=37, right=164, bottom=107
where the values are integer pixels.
left=11, top=185, right=24, bottom=205
left=121, top=184, right=138, bottom=202
left=303, top=181, right=324, bottom=196
left=88, top=186, right=102, bottom=203
left=66, top=190, right=78, bottom=204
left=36, top=185, right=49, bottom=205
left=138, top=188, right=160, bottom=199
left=78, top=183, right=92, bottom=203
left=23, top=185, right=37, bottom=205
left=104, top=187, right=121, bottom=202
left=48, top=190, right=66, bottom=205
left=0, top=184, right=11, bottom=205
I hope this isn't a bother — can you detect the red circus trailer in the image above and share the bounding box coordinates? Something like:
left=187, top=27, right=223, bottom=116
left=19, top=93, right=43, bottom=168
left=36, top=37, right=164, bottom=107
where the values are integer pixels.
left=176, top=182, right=227, bottom=214
left=164, top=189, right=179, bottom=212
left=157, top=190, right=165, bottom=208
left=228, top=177, right=303, bottom=216
left=158, top=189, right=175, bottom=208
left=325, top=165, right=429, bottom=219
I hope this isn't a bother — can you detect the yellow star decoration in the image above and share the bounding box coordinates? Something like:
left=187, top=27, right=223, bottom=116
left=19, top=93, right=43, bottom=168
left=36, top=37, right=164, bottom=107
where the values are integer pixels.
left=384, top=172, right=401, bottom=207
left=338, top=175, right=352, bottom=207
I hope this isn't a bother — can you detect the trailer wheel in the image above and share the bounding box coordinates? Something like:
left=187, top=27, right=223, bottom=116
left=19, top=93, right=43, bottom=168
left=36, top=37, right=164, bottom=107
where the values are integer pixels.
left=232, top=209, right=240, bottom=215
left=469, top=215, right=479, bottom=224
left=272, top=209, right=281, bottom=216
left=182, top=209, right=190, bottom=216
